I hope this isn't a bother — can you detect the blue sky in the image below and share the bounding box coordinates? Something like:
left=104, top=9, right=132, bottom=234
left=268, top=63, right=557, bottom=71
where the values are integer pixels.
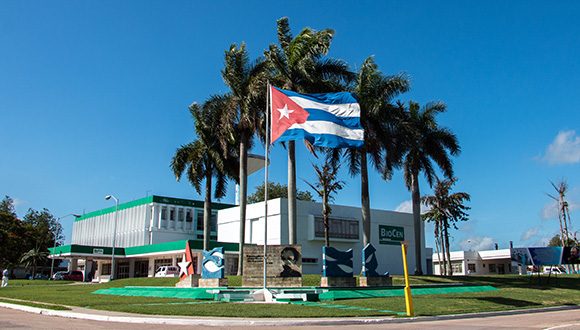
left=1, top=1, right=579, bottom=250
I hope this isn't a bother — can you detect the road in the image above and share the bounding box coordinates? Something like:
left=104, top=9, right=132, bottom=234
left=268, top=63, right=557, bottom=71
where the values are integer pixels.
left=0, top=307, right=579, bottom=329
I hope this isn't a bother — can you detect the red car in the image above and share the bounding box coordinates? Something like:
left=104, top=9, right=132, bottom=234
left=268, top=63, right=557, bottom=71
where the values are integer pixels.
left=63, top=271, right=84, bottom=281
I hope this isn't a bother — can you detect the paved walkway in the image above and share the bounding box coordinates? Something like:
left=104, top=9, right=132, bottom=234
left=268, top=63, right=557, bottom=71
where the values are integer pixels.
left=1, top=306, right=579, bottom=329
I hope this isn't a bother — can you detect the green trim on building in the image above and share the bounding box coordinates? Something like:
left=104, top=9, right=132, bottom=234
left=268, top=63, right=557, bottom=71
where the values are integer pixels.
left=48, top=240, right=239, bottom=257
left=74, top=195, right=234, bottom=222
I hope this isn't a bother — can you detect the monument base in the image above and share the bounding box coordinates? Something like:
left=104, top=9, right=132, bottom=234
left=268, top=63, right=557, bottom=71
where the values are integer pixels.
left=242, top=276, right=302, bottom=287
left=359, top=276, right=392, bottom=287
left=198, top=278, right=228, bottom=288
left=320, top=276, right=356, bottom=287
left=175, top=274, right=200, bottom=288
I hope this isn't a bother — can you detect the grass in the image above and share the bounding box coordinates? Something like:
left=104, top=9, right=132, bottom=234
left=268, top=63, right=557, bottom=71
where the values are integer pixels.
left=0, top=275, right=577, bottom=318
left=0, top=297, right=71, bottom=310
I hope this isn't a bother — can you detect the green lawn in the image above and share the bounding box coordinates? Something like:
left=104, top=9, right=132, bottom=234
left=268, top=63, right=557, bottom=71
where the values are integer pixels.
left=0, top=275, right=577, bottom=318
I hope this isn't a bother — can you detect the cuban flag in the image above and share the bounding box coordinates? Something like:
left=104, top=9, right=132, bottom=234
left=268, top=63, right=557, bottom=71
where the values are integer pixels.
left=270, top=86, right=364, bottom=148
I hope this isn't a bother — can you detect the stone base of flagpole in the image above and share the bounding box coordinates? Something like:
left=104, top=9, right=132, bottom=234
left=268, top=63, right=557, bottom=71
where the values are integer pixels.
left=252, top=288, right=274, bottom=302
left=198, top=278, right=228, bottom=288
left=175, top=274, right=200, bottom=288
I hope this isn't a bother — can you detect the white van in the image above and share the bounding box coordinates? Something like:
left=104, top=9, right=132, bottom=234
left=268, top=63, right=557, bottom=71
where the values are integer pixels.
left=543, top=266, right=566, bottom=274
left=154, top=266, right=179, bottom=277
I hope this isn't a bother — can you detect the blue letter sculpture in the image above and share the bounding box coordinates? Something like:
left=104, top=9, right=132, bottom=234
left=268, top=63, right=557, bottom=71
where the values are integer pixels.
left=361, top=243, right=389, bottom=277
left=322, top=246, right=353, bottom=277
left=202, top=247, right=225, bottom=279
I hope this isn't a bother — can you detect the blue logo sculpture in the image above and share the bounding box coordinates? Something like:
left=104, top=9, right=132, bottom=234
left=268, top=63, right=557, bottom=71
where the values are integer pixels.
left=362, top=243, right=381, bottom=277
left=202, top=247, right=225, bottom=279
left=322, top=246, right=353, bottom=277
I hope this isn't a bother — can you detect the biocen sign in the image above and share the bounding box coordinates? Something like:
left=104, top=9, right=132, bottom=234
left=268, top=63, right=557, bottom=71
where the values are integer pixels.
left=379, top=225, right=405, bottom=245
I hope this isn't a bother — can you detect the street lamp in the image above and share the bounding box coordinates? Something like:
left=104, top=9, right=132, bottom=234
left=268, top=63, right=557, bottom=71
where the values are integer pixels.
left=105, top=195, right=119, bottom=280
left=50, top=213, right=81, bottom=280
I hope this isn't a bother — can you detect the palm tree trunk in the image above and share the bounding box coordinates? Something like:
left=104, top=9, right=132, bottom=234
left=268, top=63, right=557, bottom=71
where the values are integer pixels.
left=443, top=218, right=452, bottom=275
left=411, top=173, right=423, bottom=275
left=323, top=193, right=330, bottom=247
left=237, top=137, right=248, bottom=276
left=434, top=222, right=442, bottom=275
left=360, top=150, right=371, bottom=246
left=438, top=223, right=447, bottom=276
left=288, top=140, right=297, bottom=245
left=203, top=168, right=212, bottom=252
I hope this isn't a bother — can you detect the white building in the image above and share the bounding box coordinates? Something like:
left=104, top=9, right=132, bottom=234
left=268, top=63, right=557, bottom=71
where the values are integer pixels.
left=218, top=198, right=427, bottom=275
left=432, top=249, right=516, bottom=275
left=49, top=194, right=428, bottom=281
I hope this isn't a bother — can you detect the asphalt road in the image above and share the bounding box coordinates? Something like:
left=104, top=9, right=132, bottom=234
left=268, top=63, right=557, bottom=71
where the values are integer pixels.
left=1, top=307, right=579, bottom=330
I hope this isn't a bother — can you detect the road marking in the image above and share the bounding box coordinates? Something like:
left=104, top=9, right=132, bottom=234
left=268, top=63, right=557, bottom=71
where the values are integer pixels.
left=544, top=323, right=580, bottom=330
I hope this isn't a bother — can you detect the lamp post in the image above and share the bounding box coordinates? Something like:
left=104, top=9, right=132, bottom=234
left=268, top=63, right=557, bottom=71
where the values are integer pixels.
left=105, top=195, right=119, bottom=280
left=50, top=213, right=80, bottom=280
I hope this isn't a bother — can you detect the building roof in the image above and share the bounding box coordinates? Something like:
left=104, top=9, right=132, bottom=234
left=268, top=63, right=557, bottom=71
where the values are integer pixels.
left=48, top=239, right=239, bottom=258
left=75, top=195, right=235, bottom=222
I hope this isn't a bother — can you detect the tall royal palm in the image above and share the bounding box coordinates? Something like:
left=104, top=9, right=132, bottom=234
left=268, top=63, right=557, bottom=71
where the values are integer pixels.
left=333, top=57, right=409, bottom=246
left=171, top=97, right=237, bottom=251
left=266, top=17, right=352, bottom=245
left=221, top=43, right=267, bottom=276
left=401, top=101, right=460, bottom=275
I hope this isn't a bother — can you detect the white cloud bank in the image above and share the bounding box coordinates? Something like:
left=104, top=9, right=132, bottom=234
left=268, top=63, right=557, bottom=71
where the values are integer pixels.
left=541, top=200, right=579, bottom=220
left=541, top=130, right=580, bottom=165
left=521, top=227, right=539, bottom=241
left=459, top=236, right=496, bottom=251
left=395, top=200, right=430, bottom=214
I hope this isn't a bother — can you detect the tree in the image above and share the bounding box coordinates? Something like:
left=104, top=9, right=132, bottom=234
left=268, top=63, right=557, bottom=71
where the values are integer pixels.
left=303, top=154, right=345, bottom=247
left=401, top=101, right=460, bottom=275
left=22, top=208, right=62, bottom=251
left=20, top=246, right=48, bottom=278
left=422, top=178, right=470, bottom=276
left=0, top=196, right=26, bottom=269
left=171, top=97, right=237, bottom=251
left=547, top=234, right=576, bottom=247
left=265, top=17, right=353, bottom=246
left=247, top=182, right=315, bottom=204
left=329, top=57, right=409, bottom=247
left=220, top=43, right=268, bottom=276
left=547, top=180, right=573, bottom=247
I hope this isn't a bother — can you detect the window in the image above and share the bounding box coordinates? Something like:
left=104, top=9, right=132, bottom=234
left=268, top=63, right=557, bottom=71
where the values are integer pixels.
left=185, top=209, right=193, bottom=222
left=160, top=207, right=167, bottom=220
left=169, top=209, right=175, bottom=221
left=101, top=263, right=111, bottom=275
left=489, top=264, right=497, bottom=273
left=468, top=263, right=476, bottom=273
left=197, top=211, right=218, bottom=232
left=178, top=208, right=184, bottom=222
left=314, top=217, right=359, bottom=240
left=451, top=262, right=463, bottom=273
left=154, top=258, right=173, bottom=270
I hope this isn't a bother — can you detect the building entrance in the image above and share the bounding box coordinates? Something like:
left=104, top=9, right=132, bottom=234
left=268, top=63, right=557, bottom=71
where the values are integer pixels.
left=134, top=260, right=149, bottom=277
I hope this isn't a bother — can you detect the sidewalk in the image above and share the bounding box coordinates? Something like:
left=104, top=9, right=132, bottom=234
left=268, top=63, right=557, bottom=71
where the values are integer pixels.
left=0, top=298, right=578, bottom=327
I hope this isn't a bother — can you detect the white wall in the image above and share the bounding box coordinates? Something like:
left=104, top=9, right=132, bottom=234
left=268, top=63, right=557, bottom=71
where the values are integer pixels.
left=218, top=198, right=423, bottom=275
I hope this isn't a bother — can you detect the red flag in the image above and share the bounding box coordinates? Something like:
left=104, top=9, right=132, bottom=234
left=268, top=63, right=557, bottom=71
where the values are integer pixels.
left=270, top=86, right=309, bottom=143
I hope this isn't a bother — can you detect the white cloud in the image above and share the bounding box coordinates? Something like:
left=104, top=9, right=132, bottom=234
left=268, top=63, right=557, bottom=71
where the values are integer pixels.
left=520, top=227, right=539, bottom=241
left=541, top=200, right=579, bottom=220
left=459, top=236, right=495, bottom=251
left=541, top=130, right=580, bottom=165
left=395, top=200, right=430, bottom=214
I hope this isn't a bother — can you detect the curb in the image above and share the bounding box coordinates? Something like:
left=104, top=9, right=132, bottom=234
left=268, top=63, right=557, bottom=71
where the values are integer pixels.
left=0, top=302, right=578, bottom=327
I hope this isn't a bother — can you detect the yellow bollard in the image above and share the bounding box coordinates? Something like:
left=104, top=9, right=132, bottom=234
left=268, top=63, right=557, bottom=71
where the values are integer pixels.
left=401, top=242, right=415, bottom=317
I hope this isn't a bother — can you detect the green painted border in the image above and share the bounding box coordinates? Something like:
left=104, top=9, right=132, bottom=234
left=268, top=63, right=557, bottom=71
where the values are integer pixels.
left=49, top=240, right=239, bottom=257
left=75, top=195, right=234, bottom=222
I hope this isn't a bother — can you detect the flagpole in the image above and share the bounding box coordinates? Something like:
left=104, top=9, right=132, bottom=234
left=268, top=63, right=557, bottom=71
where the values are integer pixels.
left=263, top=82, right=270, bottom=290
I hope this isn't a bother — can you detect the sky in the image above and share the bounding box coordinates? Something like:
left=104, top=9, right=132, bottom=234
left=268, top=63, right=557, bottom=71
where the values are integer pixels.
left=1, top=1, right=579, bottom=250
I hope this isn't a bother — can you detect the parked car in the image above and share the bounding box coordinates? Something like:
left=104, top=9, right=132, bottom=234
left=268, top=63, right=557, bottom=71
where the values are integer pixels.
left=543, top=266, right=566, bottom=274
left=52, top=271, right=68, bottom=280
left=27, top=273, right=49, bottom=280
left=63, top=271, right=84, bottom=281
left=154, top=266, right=179, bottom=277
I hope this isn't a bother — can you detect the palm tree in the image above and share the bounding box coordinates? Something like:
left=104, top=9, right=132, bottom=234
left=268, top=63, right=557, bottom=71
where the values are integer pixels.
left=422, top=178, right=470, bottom=276
left=20, top=245, right=48, bottom=278
left=303, top=153, right=345, bottom=247
left=329, top=57, right=409, bottom=246
left=401, top=101, right=460, bottom=275
left=265, top=17, right=353, bottom=246
left=547, top=180, right=572, bottom=247
left=171, top=97, right=237, bottom=251
left=220, top=43, right=268, bottom=276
